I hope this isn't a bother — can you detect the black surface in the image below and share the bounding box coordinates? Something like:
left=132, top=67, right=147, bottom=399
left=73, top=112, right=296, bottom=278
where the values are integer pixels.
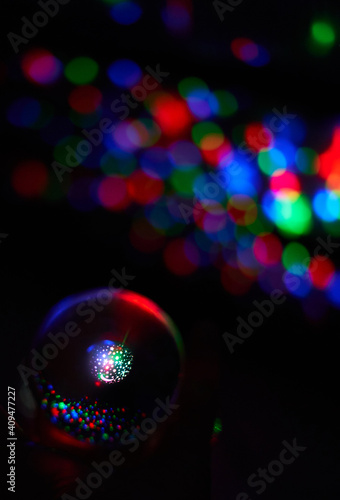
left=1, top=1, right=340, bottom=499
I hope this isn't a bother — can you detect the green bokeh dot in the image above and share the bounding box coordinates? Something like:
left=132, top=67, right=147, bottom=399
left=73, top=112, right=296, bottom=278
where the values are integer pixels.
left=282, top=242, right=310, bottom=271
left=247, top=210, right=273, bottom=235
left=311, top=21, right=335, bottom=46
left=69, top=109, right=102, bottom=128
left=258, top=148, right=286, bottom=176
left=65, top=57, right=99, bottom=85
left=322, top=220, right=340, bottom=236
left=295, top=147, right=319, bottom=175
left=191, top=121, right=223, bottom=147
left=170, top=167, right=202, bottom=196
left=53, top=135, right=84, bottom=167
left=212, top=90, right=238, bottom=117
left=274, top=195, right=312, bottom=236
left=100, top=151, right=136, bottom=176
left=178, top=77, right=209, bottom=99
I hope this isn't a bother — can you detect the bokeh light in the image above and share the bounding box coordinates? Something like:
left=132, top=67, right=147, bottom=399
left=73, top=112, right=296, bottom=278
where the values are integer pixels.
left=163, top=238, right=199, bottom=275
left=65, top=57, right=99, bottom=85
left=162, top=1, right=192, bottom=34
left=231, top=38, right=270, bottom=67
left=11, top=160, right=49, bottom=198
left=107, top=59, right=142, bottom=88
left=253, top=233, right=282, bottom=266
left=311, top=21, right=335, bottom=46
left=110, top=1, right=142, bottom=25
left=97, top=176, right=130, bottom=211
left=68, top=85, right=102, bottom=114
left=22, top=49, right=62, bottom=85
left=7, top=46, right=340, bottom=317
left=308, top=256, right=335, bottom=290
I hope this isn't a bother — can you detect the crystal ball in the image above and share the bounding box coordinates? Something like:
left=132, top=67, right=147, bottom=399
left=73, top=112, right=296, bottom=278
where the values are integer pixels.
left=21, top=289, right=184, bottom=457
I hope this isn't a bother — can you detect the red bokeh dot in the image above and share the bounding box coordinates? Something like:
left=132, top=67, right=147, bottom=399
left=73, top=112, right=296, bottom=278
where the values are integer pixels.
left=253, top=233, right=282, bottom=266
left=270, top=170, right=301, bottom=196
left=221, top=264, right=254, bottom=295
left=97, top=176, right=130, bottom=211
left=319, top=128, right=340, bottom=180
left=163, top=238, right=198, bottom=276
left=231, top=38, right=258, bottom=62
left=227, top=195, right=257, bottom=226
left=151, top=95, right=192, bottom=136
left=68, top=85, right=102, bottom=114
left=22, top=48, right=61, bottom=85
left=11, top=160, right=48, bottom=198
left=309, top=256, right=335, bottom=289
left=244, top=122, right=273, bottom=152
left=127, top=170, right=163, bottom=205
left=201, top=138, right=232, bottom=166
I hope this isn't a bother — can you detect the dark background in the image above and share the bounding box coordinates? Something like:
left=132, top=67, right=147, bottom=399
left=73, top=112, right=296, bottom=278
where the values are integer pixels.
left=1, top=1, right=340, bottom=499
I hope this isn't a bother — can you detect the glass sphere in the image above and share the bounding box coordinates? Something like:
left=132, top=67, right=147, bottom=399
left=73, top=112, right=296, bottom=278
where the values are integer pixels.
left=22, top=289, right=184, bottom=456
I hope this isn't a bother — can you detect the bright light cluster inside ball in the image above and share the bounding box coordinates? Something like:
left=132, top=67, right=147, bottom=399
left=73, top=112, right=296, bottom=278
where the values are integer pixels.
left=88, top=341, right=133, bottom=384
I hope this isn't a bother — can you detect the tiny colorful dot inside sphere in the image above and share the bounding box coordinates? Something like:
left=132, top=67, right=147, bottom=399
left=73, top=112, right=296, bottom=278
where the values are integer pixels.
left=88, top=340, right=133, bottom=384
